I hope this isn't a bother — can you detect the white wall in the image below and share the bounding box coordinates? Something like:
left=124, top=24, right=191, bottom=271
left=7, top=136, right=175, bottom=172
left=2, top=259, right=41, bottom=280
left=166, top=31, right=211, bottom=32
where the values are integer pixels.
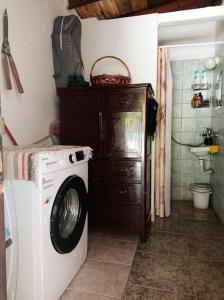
left=215, top=20, right=224, bottom=41
left=158, top=6, right=224, bottom=62
left=159, top=6, right=224, bottom=26
left=81, top=14, right=158, bottom=90
left=159, top=21, right=217, bottom=46
left=0, top=0, right=70, bottom=145
left=168, top=45, right=216, bottom=61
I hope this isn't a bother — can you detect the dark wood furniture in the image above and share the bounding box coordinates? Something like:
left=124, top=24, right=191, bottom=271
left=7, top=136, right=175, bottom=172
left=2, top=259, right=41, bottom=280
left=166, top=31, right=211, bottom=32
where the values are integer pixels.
left=58, top=84, right=153, bottom=241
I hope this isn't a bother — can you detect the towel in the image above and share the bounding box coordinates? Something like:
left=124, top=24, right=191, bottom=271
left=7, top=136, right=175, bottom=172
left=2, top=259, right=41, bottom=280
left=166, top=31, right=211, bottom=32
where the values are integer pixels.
left=3, top=145, right=93, bottom=184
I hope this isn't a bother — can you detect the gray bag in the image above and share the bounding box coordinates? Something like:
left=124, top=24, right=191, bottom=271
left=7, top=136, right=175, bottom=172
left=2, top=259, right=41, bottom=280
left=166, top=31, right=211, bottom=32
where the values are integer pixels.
left=51, top=15, right=84, bottom=88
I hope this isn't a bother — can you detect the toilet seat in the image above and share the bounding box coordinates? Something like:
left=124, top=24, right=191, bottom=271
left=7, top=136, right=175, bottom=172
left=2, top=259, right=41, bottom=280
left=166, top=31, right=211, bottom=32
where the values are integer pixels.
left=190, top=183, right=212, bottom=193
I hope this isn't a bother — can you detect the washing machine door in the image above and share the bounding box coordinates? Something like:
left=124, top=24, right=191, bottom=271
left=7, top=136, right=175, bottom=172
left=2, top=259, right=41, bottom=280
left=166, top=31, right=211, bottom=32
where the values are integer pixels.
left=50, top=176, right=88, bottom=254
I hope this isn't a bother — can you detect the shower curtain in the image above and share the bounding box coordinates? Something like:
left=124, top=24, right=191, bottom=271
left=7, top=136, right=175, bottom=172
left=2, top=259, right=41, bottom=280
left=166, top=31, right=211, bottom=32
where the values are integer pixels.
left=155, top=48, right=172, bottom=218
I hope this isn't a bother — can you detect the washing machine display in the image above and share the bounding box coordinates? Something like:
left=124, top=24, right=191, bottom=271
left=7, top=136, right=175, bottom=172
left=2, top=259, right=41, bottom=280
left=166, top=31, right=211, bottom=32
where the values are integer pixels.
left=50, top=176, right=88, bottom=254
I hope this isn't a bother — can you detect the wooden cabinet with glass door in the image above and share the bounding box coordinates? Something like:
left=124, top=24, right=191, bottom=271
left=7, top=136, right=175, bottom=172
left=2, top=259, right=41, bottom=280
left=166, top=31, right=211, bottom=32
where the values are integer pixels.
left=58, top=84, right=153, bottom=241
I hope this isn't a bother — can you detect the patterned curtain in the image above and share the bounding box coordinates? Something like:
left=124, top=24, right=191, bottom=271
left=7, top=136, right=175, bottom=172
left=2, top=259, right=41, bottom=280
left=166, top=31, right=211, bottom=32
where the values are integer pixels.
left=155, top=48, right=172, bottom=218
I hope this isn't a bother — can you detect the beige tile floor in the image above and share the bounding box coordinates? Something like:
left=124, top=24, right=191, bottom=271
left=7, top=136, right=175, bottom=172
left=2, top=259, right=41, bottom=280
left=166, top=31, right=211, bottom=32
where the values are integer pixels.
left=61, top=228, right=138, bottom=300
left=61, top=201, right=224, bottom=300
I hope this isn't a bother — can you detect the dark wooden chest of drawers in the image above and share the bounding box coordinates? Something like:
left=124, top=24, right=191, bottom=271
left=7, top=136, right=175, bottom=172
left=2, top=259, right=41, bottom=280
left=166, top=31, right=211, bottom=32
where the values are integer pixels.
left=58, top=84, right=152, bottom=241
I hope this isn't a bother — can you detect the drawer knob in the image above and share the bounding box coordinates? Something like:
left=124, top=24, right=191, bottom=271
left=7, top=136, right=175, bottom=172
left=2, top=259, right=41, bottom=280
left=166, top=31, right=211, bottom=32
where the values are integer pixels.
left=120, top=211, right=127, bottom=216
left=119, top=189, right=127, bottom=194
left=120, top=98, right=128, bottom=104
left=120, top=168, right=127, bottom=175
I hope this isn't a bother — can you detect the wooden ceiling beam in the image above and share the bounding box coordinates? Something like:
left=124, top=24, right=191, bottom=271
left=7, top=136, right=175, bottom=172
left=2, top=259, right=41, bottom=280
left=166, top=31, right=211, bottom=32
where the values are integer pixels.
left=124, top=0, right=221, bottom=16
left=68, top=0, right=99, bottom=9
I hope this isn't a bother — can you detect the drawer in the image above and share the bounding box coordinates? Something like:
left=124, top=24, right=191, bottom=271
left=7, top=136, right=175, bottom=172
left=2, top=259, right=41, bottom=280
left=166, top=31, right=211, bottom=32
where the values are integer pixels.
left=109, top=182, right=141, bottom=205
left=61, top=95, right=101, bottom=112
left=108, top=204, right=140, bottom=231
left=104, top=93, right=145, bottom=112
left=91, top=160, right=142, bottom=181
left=90, top=179, right=142, bottom=205
left=110, top=161, right=142, bottom=181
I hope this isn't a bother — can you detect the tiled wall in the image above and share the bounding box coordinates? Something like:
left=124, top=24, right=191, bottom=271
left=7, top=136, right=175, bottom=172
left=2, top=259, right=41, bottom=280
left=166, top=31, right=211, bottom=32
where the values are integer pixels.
left=211, top=47, right=224, bottom=222
left=171, top=59, right=213, bottom=201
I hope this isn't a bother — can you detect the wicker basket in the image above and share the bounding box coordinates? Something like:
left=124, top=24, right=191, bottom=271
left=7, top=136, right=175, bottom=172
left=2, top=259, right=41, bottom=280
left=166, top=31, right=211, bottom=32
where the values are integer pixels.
left=90, top=56, right=131, bottom=86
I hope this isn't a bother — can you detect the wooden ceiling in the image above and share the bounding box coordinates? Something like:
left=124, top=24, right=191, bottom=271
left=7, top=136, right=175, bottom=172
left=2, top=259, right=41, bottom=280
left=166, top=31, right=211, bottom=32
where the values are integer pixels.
left=68, top=0, right=222, bottom=20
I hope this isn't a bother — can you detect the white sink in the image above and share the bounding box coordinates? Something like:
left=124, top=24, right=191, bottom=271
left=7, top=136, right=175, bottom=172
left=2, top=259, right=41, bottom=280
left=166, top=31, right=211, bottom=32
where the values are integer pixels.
left=190, top=146, right=210, bottom=159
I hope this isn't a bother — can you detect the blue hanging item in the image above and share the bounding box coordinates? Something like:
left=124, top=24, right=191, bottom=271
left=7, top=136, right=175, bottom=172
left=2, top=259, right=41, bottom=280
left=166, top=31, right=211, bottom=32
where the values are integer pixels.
left=5, top=228, right=12, bottom=248
left=5, top=228, right=11, bottom=240
left=68, top=75, right=89, bottom=87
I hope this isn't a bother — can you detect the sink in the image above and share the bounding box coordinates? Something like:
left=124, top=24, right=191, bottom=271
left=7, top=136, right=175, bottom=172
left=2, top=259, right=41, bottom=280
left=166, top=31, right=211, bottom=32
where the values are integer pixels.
left=190, top=145, right=219, bottom=159
left=190, top=146, right=210, bottom=159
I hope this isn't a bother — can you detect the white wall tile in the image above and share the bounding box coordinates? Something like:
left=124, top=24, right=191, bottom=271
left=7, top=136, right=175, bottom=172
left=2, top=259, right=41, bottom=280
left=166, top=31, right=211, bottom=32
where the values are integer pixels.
left=172, top=159, right=181, bottom=173
left=182, top=104, right=196, bottom=118
left=173, top=90, right=182, bottom=104
left=171, top=187, right=180, bottom=200
left=181, top=145, right=196, bottom=161
left=172, top=174, right=181, bottom=187
left=182, top=90, right=193, bottom=104
left=171, top=58, right=218, bottom=204
left=180, top=160, right=195, bottom=174
left=182, top=118, right=196, bottom=132
left=183, top=60, right=198, bottom=75
left=180, top=187, right=192, bottom=200
left=196, top=107, right=212, bottom=118
left=196, top=117, right=211, bottom=132
left=195, top=174, right=210, bottom=184
left=172, top=145, right=181, bottom=159
left=173, top=76, right=183, bottom=90
left=171, top=61, right=183, bottom=75
left=181, top=133, right=196, bottom=145
left=180, top=173, right=194, bottom=187
left=195, top=134, right=204, bottom=144
left=182, top=75, right=192, bottom=90
left=210, top=49, right=224, bottom=222
left=172, top=104, right=182, bottom=118
left=172, top=118, right=182, bottom=132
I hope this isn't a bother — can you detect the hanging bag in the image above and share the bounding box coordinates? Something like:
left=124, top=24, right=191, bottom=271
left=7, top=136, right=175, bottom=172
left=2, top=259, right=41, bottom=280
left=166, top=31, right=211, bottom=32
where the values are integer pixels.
left=51, top=15, right=84, bottom=88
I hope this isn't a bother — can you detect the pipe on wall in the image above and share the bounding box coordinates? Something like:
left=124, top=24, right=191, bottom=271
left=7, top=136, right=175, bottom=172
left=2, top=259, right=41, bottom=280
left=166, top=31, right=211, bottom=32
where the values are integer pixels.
left=199, top=158, right=213, bottom=175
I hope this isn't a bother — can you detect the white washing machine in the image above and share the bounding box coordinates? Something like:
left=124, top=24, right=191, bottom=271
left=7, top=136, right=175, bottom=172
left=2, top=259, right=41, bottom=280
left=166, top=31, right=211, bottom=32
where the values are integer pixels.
left=4, top=185, right=18, bottom=300
left=4, top=146, right=91, bottom=300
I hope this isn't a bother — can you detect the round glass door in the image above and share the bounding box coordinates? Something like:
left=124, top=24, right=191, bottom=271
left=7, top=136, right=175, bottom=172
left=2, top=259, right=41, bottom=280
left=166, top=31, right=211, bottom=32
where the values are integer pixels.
left=59, top=188, right=80, bottom=239
left=50, top=176, right=88, bottom=254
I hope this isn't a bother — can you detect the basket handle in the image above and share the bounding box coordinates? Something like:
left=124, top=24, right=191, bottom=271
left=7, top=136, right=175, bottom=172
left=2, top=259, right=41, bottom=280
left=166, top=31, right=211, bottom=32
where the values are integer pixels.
left=90, top=56, right=131, bottom=80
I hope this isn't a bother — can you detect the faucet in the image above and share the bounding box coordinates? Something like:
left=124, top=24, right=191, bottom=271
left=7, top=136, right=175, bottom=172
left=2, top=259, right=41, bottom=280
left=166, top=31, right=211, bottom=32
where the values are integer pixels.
left=200, top=128, right=212, bottom=137
left=200, top=128, right=216, bottom=145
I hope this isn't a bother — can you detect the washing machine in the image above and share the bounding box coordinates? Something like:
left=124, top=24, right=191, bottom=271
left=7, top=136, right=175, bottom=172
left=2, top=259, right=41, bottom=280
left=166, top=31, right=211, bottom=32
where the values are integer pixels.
left=4, top=184, right=18, bottom=300
left=4, top=146, right=92, bottom=300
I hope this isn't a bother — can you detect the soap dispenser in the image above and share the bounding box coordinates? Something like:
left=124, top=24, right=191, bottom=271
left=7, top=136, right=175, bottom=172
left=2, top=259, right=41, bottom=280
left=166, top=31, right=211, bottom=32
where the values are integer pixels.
left=193, top=70, right=200, bottom=86
left=201, top=69, right=208, bottom=89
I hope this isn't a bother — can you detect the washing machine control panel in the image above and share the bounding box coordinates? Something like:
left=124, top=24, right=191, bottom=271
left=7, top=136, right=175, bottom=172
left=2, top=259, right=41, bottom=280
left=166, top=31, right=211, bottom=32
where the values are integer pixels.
left=69, top=151, right=84, bottom=164
left=76, top=150, right=85, bottom=161
left=40, top=147, right=91, bottom=174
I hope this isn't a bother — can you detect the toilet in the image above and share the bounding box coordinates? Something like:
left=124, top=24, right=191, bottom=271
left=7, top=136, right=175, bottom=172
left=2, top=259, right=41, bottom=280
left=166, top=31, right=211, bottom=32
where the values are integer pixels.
left=190, top=183, right=213, bottom=209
